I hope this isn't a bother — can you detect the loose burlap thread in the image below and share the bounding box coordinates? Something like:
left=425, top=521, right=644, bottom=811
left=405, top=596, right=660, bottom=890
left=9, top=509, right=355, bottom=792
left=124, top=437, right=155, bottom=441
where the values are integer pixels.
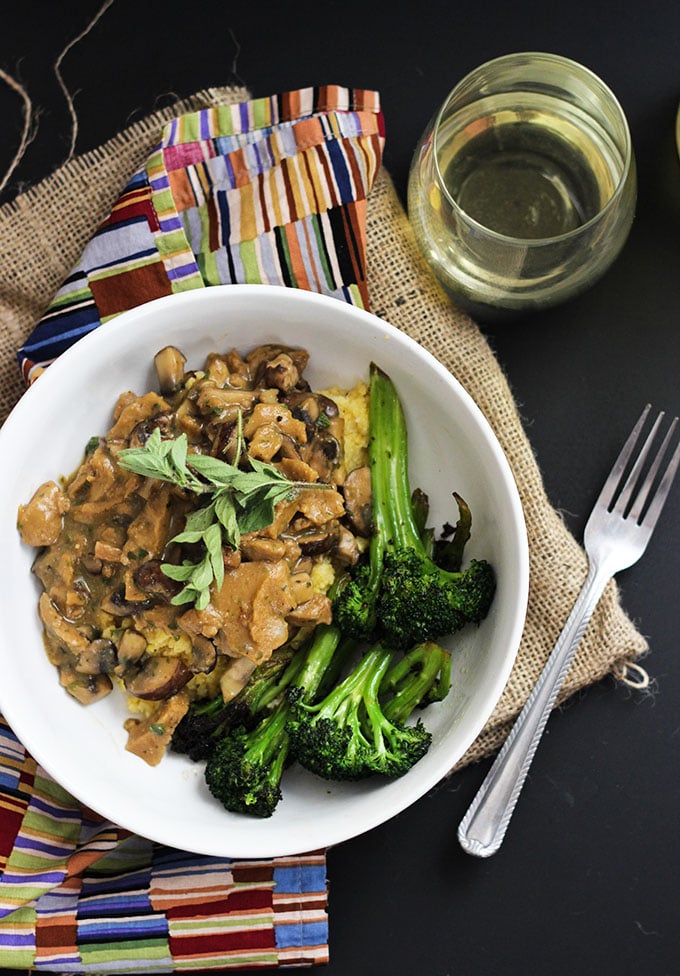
left=0, top=85, right=648, bottom=773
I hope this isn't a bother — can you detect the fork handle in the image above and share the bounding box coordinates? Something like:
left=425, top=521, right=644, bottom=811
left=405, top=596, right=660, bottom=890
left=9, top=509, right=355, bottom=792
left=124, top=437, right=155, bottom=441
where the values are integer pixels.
left=458, top=561, right=609, bottom=857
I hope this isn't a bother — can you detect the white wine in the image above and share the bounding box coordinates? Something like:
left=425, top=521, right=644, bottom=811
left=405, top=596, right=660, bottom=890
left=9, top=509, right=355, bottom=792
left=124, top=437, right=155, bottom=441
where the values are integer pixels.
left=436, top=92, right=625, bottom=240
left=408, top=74, right=635, bottom=316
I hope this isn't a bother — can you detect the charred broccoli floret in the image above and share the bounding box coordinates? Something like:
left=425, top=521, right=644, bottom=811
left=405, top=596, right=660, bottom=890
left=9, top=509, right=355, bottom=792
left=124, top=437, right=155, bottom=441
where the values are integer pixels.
left=170, top=693, right=232, bottom=763
left=204, top=623, right=353, bottom=818
left=204, top=702, right=292, bottom=819
left=335, top=363, right=495, bottom=650
left=171, top=645, right=296, bottom=762
left=287, top=640, right=450, bottom=782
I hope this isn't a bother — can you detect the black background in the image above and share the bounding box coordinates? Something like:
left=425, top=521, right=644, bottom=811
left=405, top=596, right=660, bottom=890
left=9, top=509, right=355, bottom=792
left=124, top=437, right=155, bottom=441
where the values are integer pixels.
left=1, top=2, right=679, bottom=974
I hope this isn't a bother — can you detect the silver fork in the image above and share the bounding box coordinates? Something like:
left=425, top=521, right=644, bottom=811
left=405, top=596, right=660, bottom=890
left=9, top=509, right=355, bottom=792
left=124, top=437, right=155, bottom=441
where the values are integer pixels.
left=458, top=404, right=680, bottom=858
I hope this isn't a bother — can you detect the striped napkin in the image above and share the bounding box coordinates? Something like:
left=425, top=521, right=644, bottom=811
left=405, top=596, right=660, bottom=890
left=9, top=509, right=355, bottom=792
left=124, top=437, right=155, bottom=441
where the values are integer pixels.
left=2, top=84, right=384, bottom=971
left=18, top=85, right=383, bottom=382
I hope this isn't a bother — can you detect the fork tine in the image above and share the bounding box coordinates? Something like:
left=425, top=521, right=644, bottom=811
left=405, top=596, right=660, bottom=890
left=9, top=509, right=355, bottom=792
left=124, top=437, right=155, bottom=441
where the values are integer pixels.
left=596, top=404, right=651, bottom=510
left=629, top=416, right=679, bottom=521
left=612, top=409, right=665, bottom=515
left=638, top=423, right=680, bottom=531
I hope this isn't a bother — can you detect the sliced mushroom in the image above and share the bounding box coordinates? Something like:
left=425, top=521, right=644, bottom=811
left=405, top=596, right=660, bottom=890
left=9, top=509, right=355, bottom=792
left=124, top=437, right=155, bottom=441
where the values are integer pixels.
left=246, top=344, right=309, bottom=388
left=211, top=419, right=239, bottom=462
left=62, top=582, right=89, bottom=621
left=286, top=391, right=340, bottom=437
left=281, top=536, right=302, bottom=568
left=220, top=656, right=257, bottom=702
left=262, top=353, right=303, bottom=392
left=294, top=488, right=346, bottom=526
left=224, top=347, right=251, bottom=384
left=342, top=466, right=372, bottom=537
left=154, top=346, right=186, bottom=395
left=101, top=589, right=154, bottom=616
left=289, top=571, right=315, bottom=604
left=107, top=392, right=170, bottom=442
left=303, top=431, right=343, bottom=481
left=117, top=629, right=147, bottom=666
left=59, top=664, right=113, bottom=704
left=128, top=412, right=173, bottom=449
left=81, top=553, right=103, bottom=575
left=196, top=385, right=258, bottom=417
left=286, top=593, right=333, bottom=627
left=94, top=540, right=124, bottom=563
left=204, top=352, right=229, bottom=386
left=277, top=434, right=303, bottom=461
left=133, top=558, right=181, bottom=602
left=288, top=515, right=315, bottom=534
left=297, top=525, right=339, bottom=557
left=124, top=655, right=192, bottom=701
left=242, top=402, right=307, bottom=443
left=76, top=638, right=118, bottom=675
left=335, top=524, right=360, bottom=566
left=189, top=635, right=218, bottom=674
left=177, top=603, right=224, bottom=640
left=292, top=555, right=313, bottom=575
left=124, top=485, right=172, bottom=560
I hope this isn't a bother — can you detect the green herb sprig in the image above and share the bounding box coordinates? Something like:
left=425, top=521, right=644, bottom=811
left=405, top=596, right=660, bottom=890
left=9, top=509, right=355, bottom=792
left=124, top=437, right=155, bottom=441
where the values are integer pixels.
left=118, top=427, right=326, bottom=610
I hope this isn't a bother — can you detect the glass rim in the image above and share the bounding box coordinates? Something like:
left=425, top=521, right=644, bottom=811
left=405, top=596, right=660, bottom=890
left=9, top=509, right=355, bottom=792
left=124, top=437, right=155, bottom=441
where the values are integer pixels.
left=432, top=51, right=634, bottom=247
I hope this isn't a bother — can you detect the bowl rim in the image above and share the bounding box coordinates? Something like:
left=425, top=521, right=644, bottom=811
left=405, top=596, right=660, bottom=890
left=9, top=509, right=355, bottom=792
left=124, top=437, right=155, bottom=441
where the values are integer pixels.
left=0, top=284, right=529, bottom=856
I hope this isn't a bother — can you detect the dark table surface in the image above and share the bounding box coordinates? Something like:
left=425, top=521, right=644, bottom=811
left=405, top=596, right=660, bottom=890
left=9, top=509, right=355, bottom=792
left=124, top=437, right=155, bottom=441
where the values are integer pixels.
left=1, top=2, right=679, bottom=974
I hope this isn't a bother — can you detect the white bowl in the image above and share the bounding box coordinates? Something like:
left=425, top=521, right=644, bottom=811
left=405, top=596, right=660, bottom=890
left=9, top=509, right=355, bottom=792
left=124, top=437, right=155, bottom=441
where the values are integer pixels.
left=0, top=285, right=528, bottom=857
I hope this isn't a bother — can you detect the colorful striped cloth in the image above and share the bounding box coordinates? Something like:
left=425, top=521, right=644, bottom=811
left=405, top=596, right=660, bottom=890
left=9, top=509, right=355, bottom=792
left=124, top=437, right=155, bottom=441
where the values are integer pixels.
left=2, top=84, right=384, bottom=971
left=18, top=84, right=384, bottom=384
left=0, top=718, right=327, bottom=970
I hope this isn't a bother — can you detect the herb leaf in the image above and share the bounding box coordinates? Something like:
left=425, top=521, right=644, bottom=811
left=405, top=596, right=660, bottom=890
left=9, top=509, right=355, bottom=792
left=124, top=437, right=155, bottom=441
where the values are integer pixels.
left=118, top=429, right=203, bottom=490
left=117, top=427, right=330, bottom=609
left=161, top=561, right=197, bottom=582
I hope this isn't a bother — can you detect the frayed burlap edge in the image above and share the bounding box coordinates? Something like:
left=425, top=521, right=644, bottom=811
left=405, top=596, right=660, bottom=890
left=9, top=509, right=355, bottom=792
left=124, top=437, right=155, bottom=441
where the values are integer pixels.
left=0, top=90, right=649, bottom=774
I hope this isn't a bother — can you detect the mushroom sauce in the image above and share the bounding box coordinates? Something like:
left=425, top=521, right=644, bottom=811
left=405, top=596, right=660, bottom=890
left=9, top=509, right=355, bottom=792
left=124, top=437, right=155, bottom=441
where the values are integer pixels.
left=17, top=344, right=371, bottom=766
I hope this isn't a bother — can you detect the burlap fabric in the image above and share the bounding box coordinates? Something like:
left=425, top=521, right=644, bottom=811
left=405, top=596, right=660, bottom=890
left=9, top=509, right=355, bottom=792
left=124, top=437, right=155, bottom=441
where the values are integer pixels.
left=0, top=85, right=648, bottom=772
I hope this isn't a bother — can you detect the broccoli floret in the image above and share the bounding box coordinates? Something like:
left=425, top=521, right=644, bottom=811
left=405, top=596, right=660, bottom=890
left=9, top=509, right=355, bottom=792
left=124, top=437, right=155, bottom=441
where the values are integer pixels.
left=204, top=702, right=292, bottom=818
left=378, top=549, right=496, bottom=650
left=332, top=561, right=380, bottom=641
left=171, top=693, right=232, bottom=762
left=287, top=640, right=450, bottom=782
left=204, top=623, right=353, bottom=818
left=171, top=644, right=296, bottom=761
left=335, top=363, right=495, bottom=650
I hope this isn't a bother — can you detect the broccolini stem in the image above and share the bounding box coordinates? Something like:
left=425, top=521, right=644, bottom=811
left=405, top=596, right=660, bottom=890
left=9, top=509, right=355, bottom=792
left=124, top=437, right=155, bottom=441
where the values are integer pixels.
left=368, top=364, right=424, bottom=554
left=249, top=646, right=299, bottom=713
left=293, top=622, right=344, bottom=702
left=243, top=702, right=291, bottom=767
left=309, top=643, right=391, bottom=718
left=357, top=647, right=395, bottom=749
left=382, top=642, right=450, bottom=724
